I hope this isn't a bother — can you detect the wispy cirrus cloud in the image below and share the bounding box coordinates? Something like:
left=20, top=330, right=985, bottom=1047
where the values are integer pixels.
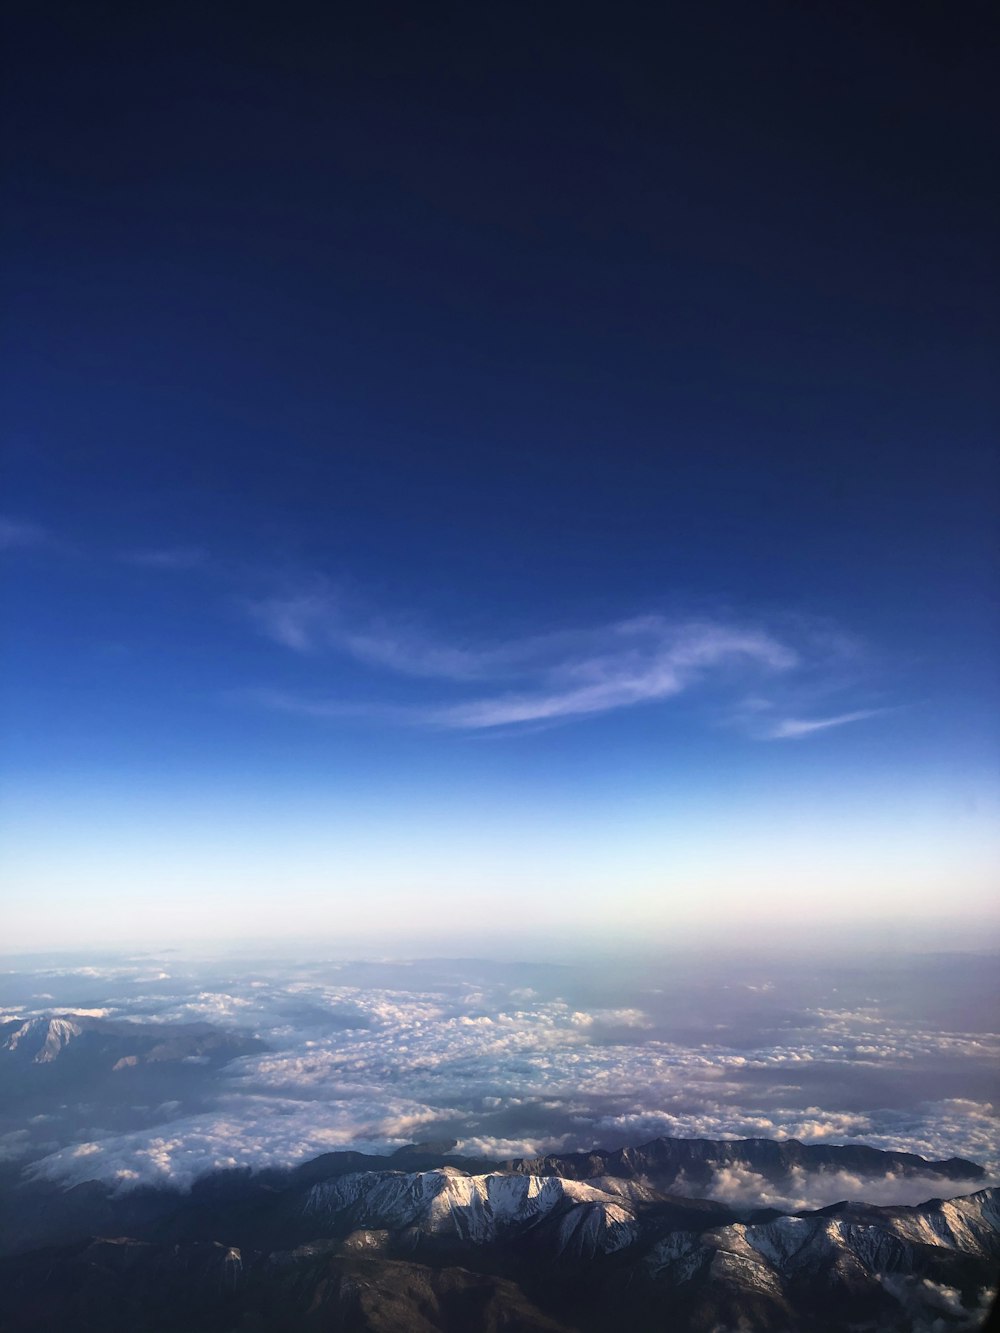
left=423, top=622, right=798, bottom=729
left=245, top=590, right=804, bottom=731
left=241, top=585, right=897, bottom=737
left=247, top=586, right=564, bottom=679
left=763, top=709, right=889, bottom=740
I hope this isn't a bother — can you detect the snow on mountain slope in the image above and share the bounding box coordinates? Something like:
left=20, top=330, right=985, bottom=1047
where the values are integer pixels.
left=646, top=1186, right=1000, bottom=1283
left=303, top=1167, right=641, bottom=1254
left=299, top=1162, right=1000, bottom=1288
left=0, top=1012, right=265, bottom=1076
left=1, top=1147, right=996, bottom=1331
left=2, top=1017, right=85, bottom=1063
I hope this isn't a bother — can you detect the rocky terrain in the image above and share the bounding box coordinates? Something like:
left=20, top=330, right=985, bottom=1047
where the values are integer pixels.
left=0, top=1136, right=996, bottom=1330
left=0, top=1014, right=265, bottom=1073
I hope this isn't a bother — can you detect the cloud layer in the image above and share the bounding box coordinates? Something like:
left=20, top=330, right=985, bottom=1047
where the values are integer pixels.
left=11, top=955, right=997, bottom=1196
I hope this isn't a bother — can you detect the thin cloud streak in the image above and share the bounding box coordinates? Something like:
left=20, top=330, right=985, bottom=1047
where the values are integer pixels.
left=243, top=610, right=804, bottom=731
left=425, top=625, right=798, bottom=729
left=248, top=588, right=583, bottom=680
left=765, top=709, right=888, bottom=740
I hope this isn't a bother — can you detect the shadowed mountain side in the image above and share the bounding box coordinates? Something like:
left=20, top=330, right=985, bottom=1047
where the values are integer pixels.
left=1, top=1135, right=987, bottom=1259
left=0, top=1184, right=996, bottom=1332
left=0, top=1239, right=573, bottom=1333
left=0, top=1015, right=266, bottom=1076
left=499, top=1135, right=987, bottom=1186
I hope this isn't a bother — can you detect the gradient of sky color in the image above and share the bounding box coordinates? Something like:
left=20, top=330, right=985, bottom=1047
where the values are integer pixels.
left=2, top=3, right=997, bottom=951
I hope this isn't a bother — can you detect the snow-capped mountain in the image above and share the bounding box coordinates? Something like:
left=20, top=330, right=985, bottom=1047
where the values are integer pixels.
left=297, top=1159, right=999, bottom=1265
left=303, top=1166, right=640, bottom=1256
left=0, top=1013, right=264, bottom=1071
left=1, top=1016, right=85, bottom=1063
left=640, top=1187, right=1000, bottom=1329
left=0, top=1138, right=996, bottom=1330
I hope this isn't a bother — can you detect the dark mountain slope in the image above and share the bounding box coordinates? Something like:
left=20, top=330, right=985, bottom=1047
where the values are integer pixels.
left=0, top=1139, right=996, bottom=1331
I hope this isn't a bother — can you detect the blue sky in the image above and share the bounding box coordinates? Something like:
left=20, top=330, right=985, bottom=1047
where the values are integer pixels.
left=2, top=4, right=997, bottom=950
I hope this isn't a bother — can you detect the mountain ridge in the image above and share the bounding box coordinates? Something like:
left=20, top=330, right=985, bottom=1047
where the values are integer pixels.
left=0, top=1013, right=265, bottom=1070
left=0, top=1135, right=996, bottom=1330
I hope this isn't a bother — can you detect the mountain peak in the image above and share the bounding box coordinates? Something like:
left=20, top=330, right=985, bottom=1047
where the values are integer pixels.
left=2, top=1016, right=85, bottom=1063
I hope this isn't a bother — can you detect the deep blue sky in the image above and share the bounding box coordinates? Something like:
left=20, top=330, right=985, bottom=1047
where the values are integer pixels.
left=2, top=2, right=997, bottom=949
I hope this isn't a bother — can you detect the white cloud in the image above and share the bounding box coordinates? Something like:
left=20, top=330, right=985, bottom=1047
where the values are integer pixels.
left=693, top=1163, right=982, bottom=1211
left=426, top=624, right=798, bottom=729
left=248, top=586, right=566, bottom=678
left=245, top=602, right=803, bottom=731
left=28, top=1095, right=449, bottom=1191
left=19, top=967, right=999, bottom=1195
left=880, top=1275, right=998, bottom=1332
left=765, top=709, right=888, bottom=739
left=241, top=583, right=895, bottom=736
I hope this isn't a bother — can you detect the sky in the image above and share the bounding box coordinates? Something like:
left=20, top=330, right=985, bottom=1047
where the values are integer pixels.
left=1, top=2, right=997, bottom=951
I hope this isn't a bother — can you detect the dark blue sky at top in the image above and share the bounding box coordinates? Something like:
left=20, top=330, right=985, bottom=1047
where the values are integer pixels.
left=1, top=0, right=997, bottom=922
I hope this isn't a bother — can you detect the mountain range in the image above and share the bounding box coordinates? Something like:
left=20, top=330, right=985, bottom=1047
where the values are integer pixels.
left=1, top=1135, right=996, bottom=1330
left=0, top=1014, right=265, bottom=1072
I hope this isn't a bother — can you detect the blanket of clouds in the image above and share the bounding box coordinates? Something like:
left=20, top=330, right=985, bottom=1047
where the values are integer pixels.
left=1, top=951, right=997, bottom=1206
